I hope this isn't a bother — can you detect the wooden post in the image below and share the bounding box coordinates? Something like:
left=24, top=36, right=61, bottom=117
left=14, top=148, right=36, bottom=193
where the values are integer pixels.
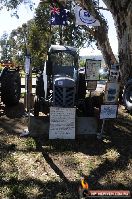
left=59, top=25, right=63, bottom=45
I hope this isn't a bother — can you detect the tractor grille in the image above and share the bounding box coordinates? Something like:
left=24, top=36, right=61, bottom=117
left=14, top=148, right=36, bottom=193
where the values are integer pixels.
left=54, top=86, right=75, bottom=107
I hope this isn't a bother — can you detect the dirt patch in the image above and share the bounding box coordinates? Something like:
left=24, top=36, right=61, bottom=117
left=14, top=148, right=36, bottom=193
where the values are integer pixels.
left=0, top=101, right=132, bottom=199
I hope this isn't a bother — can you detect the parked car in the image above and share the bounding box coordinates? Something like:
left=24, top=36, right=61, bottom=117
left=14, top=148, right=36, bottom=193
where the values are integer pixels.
left=78, top=67, right=85, bottom=74
left=99, top=67, right=109, bottom=79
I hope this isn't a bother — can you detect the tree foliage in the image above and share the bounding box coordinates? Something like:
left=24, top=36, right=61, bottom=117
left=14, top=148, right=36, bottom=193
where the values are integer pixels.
left=35, top=0, right=98, bottom=50
left=0, top=0, right=34, bottom=10
left=0, top=33, right=11, bottom=61
left=0, top=24, right=28, bottom=66
left=0, top=0, right=117, bottom=69
left=0, top=0, right=131, bottom=83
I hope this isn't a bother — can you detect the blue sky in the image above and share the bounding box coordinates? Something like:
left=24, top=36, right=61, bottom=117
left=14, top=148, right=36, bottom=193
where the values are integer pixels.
left=0, top=0, right=39, bottom=35
left=0, top=0, right=118, bottom=56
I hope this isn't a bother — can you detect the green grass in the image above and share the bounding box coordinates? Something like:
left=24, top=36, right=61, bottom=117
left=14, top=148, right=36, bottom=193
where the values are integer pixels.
left=0, top=106, right=132, bottom=198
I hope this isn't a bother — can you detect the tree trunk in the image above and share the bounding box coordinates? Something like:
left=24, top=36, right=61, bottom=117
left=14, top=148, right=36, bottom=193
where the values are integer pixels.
left=103, top=0, right=132, bottom=84
left=94, top=27, right=117, bottom=67
left=77, top=0, right=117, bottom=67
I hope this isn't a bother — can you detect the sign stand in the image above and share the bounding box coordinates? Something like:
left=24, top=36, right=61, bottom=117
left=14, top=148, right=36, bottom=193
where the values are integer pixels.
left=97, top=119, right=105, bottom=140
left=49, top=107, right=76, bottom=139
left=97, top=64, right=120, bottom=140
left=20, top=56, right=31, bottom=137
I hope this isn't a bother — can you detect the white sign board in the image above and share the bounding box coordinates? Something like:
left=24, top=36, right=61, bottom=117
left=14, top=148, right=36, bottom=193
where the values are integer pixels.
left=85, top=59, right=101, bottom=80
left=109, top=69, right=120, bottom=81
left=100, top=105, right=118, bottom=119
left=104, top=82, right=120, bottom=104
left=87, top=80, right=97, bottom=91
left=49, top=107, right=76, bottom=139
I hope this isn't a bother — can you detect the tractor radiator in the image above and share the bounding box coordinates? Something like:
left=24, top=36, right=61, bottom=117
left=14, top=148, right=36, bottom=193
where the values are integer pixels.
left=54, top=86, right=75, bottom=107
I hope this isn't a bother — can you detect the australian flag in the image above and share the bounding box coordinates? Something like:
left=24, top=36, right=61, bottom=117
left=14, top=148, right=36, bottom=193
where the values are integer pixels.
left=50, top=6, right=67, bottom=25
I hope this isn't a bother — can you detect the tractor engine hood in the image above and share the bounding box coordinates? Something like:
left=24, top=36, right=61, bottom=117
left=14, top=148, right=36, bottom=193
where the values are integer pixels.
left=54, top=76, right=75, bottom=88
left=53, top=76, right=76, bottom=107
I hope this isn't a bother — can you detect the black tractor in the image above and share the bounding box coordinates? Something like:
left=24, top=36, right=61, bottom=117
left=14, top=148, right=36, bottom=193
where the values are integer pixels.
left=34, top=45, right=87, bottom=116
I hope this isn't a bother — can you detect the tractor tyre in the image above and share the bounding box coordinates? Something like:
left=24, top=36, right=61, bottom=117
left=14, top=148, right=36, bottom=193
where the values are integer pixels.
left=78, top=73, right=86, bottom=99
left=1, top=70, right=21, bottom=106
left=85, top=97, right=94, bottom=116
left=34, top=96, right=40, bottom=117
left=123, top=82, right=132, bottom=112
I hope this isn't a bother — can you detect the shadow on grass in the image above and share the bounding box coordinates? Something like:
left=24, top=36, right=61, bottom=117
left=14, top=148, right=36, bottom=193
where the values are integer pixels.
left=35, top=136, right=132, bottom=190
left=84, top=119, right=132, bottom=190
left=0, top=103, right=132, bottom=197
left=0, top=141, right=15, bottom=162
left=32, top=117, right=132, bottom=191
left=3, top=102, right=26, bottom=119
left=0, top=175, right=131, bottom=199
left=0, top=101, right=27, bottom=136
left=0, top=177, right=79, bottom=199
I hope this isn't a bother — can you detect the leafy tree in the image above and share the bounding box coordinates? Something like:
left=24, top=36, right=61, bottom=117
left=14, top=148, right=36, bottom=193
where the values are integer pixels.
left=0, top=0, right=34, bottom=10
left=35, top=1, right=95, bottom=48
left=35, top=0, right=117, bottom=68
left=0, top=22, right=35, bottom=67
left=8, top=18, right=50, bottom=68
left=2, top=0, right=132, bottom=84
left=8, top=23, right=28, bottom=66
left=28, top=19, right=48, bottom=68
left=0, top=33, right=12, bottom=61
left=77, top=0, right=132, bottom=83
left=79, top=59, right=85, bottom=67
left=0, top=0, right=116, bottom=69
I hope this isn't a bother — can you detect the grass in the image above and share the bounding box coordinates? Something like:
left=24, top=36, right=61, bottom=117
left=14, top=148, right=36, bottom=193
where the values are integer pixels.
left=0, top=105, right=132, bottom=198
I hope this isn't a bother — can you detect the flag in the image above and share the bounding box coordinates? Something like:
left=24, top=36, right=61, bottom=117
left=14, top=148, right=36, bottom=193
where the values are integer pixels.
left=50, top=6, right=67, bottom=25
left=75, top=5, right=100, bottom=26
left=24, top=56, right=30, bottom=75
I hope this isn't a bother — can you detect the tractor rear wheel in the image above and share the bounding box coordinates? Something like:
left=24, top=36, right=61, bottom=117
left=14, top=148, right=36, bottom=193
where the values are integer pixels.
left=1, top=70, right=21, bottom=106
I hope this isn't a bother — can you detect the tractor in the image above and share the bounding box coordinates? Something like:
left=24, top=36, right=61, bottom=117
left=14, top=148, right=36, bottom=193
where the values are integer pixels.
left=34, top=45, right=89, bottom=116
left=0, top=62, right=21, bottom=106
left=30, top=45, right=102, bottom=137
